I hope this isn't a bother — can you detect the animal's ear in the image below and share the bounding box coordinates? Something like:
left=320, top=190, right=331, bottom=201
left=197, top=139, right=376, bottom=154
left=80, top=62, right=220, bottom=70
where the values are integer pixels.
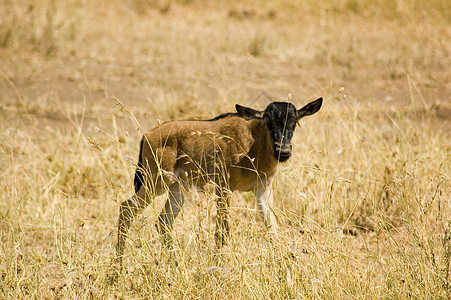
left=297, top=97, right=323, bottom=120
left=235, top=104, right=264, bottom=119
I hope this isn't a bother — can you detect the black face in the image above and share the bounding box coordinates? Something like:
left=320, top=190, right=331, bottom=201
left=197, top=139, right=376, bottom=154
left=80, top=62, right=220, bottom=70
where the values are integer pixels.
left=263, top=102, right=298, bottom=162
left=235, top=97, right=323, bottom=163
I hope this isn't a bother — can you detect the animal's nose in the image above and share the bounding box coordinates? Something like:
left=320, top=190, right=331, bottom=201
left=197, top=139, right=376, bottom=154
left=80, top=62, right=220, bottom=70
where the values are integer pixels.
left=274, top=142, right=292, bottom=156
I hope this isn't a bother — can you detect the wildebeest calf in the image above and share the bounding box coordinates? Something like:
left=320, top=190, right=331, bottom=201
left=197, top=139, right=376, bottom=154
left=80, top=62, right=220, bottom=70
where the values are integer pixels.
left=116, top=97, right=323, bottom=265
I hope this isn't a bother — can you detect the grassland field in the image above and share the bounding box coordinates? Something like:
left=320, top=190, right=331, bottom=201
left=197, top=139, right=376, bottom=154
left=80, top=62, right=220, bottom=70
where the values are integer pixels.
left=0, top=0, right=450, bottom=299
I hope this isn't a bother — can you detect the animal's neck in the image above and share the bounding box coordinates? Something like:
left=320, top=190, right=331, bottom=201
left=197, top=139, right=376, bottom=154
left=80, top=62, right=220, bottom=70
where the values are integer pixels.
left=249, top=119, right=278, bottom=174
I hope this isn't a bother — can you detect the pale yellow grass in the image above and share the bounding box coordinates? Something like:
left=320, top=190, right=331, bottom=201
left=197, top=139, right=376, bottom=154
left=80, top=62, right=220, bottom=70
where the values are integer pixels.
left=0, top=0, right=450, bottom=299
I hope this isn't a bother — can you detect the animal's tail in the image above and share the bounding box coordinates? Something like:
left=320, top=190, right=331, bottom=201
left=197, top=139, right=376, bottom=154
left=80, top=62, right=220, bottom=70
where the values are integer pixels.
left=134, top=137, right=145, bottom=193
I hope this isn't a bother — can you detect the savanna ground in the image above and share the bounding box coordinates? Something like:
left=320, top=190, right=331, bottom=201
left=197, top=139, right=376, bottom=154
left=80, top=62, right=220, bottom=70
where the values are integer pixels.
left=0, top=0, right=450, bottom=298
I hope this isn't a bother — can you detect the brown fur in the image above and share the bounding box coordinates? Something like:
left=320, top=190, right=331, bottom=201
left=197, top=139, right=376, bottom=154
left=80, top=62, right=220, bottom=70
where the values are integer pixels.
left=139, top=116, right=278, bottom=193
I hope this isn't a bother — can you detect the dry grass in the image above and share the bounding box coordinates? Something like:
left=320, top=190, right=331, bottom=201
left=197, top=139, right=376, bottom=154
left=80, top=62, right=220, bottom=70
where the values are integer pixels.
left=1, top=0, right=450, bottom=298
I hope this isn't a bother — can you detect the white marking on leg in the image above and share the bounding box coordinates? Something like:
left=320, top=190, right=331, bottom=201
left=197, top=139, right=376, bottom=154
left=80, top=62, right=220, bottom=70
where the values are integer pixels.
left=256, top=182, right=278, bottom=231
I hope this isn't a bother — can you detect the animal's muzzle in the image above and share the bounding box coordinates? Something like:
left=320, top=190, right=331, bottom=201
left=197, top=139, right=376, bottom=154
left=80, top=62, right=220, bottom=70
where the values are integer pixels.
left=274, top=142, right=292, bottom=161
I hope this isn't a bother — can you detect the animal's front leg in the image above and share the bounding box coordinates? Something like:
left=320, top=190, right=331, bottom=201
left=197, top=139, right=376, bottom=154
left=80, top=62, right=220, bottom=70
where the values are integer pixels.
left=215, top=188, right=231, bottom=247
left=255, top=182, right=278, bottom=232
left=156, top=182, right=187, bottom=247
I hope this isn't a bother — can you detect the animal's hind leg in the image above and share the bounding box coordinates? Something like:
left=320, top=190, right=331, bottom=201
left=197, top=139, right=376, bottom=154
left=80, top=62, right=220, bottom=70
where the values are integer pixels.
left=116, top=187, right=151, bottom=266
left=156, top=181, right=187, bottom=248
